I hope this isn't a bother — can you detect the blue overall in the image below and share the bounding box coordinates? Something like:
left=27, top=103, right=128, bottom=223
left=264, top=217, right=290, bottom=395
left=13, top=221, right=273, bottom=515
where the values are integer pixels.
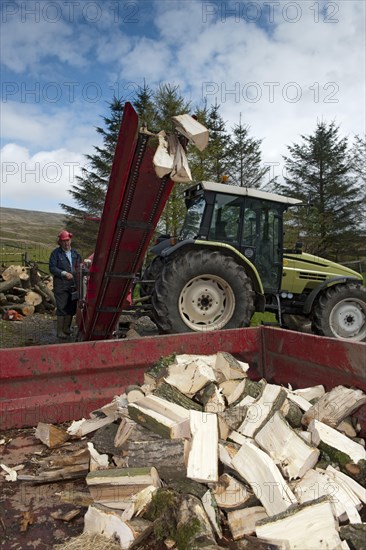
left=49, top=247, right=82, bottom=316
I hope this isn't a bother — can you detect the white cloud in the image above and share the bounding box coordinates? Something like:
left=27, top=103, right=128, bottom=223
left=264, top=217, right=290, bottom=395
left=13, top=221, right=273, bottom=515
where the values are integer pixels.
left=1, top=0, right=364, bottom=212
left=1, top=143, right=84, bottom=212
left=1, top=101, right=100, bottom=152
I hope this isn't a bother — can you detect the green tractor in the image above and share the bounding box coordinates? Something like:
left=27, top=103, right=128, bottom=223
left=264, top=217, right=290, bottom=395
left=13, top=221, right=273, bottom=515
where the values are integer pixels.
left=140, top=181, right=366, bottom=342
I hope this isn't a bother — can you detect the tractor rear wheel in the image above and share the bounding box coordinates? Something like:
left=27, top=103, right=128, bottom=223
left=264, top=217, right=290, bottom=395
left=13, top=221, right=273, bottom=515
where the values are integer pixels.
left=139, top=256, right=164, bottom=298
left=152, top=249, right=255, bottom=334
left=312, top=283, right=366, bottom=342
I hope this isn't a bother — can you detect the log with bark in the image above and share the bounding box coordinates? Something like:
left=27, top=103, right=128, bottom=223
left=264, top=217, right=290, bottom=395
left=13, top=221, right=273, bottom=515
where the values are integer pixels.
left=0, top=264, right=56, bottom=319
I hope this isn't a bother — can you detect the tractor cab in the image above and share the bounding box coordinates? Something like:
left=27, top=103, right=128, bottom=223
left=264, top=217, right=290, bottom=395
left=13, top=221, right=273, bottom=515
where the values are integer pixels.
left=181, top=181, right=301, bottom=293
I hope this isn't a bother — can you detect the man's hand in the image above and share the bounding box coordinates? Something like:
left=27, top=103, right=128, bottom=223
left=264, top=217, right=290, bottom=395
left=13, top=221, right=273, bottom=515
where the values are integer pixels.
left=65, top=272, right=74, bottom=280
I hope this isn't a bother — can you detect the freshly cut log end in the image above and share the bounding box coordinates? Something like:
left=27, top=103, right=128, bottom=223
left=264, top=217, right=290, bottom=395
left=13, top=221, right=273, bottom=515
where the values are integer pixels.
left=255, top=498, right=343, bottom=549
left=212, top=473, right=252, bottom=510
left=302, top=386, right=366, bottom=428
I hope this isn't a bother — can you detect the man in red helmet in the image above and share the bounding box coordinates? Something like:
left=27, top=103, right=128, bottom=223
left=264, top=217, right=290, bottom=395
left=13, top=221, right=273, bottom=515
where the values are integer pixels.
left=49, top=230, right=82, bottom=339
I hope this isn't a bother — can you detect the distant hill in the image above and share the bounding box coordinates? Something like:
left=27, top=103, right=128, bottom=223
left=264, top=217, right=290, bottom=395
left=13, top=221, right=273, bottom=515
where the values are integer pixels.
left=0, top=207, right=66, bottom=248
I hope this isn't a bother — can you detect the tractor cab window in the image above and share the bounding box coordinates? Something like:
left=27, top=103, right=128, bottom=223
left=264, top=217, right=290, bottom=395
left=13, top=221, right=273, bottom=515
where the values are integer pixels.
left=208, top=194, right=242, bottom=243
left=181, top=196, right=206, bottom=239
left=241, top=198, right=283, bottom=291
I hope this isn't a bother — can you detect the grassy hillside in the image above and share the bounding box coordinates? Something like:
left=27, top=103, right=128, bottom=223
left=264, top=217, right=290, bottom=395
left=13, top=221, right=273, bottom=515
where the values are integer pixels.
left=0, top=207, right=66, bottom=269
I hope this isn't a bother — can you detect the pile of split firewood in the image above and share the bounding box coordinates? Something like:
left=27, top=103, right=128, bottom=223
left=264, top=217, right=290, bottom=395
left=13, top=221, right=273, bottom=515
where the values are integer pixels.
left=10, top=353, right=366, bottom=549
left=0, top=264, right=55, bottom=319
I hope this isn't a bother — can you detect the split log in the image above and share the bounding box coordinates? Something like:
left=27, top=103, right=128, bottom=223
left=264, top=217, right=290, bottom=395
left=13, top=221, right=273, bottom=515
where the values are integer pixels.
left=121, top=485, right=158, bottom=522
left=212, top=473, right=253, bottom=510
left=18, top=463, right=89, bottom=482
left=87, top=442, right=109, bottom=471
left=231, top=440, right=297, bottom=516
left=0, top=277, right=21, bottom=293
left=255, top=498, right=343, bottom=549
left=237, top=384, right=287, bottom=437
left=153, top=381, right=203, bottom=411
left=280, top=398, right=303, bottom=428
left=172, top=113, right=210, bottom=151
left=201, top=489, right=222, bottom=539
left=227, top=506, right=268, bottom=539
left=128, top=395, right=191, bottom=439
left=214, top=351, right=249, bottom=381
left=302, top=386, right=366, bottom=428
left=34, top=422, right=70, bottom=448
left=292, top=384, right=325, bottom=401
left=197, top=382, right=226, bottom=414
left=308, top=419, right=366, bottom=464
left=86, top=467, right=161, bottom=509
left=164, top=357, right=217, bottom=396
left=67, top=415, right=116, bottom=438
left=294, top=468, right=362, bottom=523
left=84, top=504, right=153, bottom=548
left=218, top=405, right=249, bottom=439
left=187, top=410, right=218, bottom=483
left=0, top=292, right=7, bottom=305
left=325, top=465, right=366, bottom=504
left=38, top=446, right=89, bottom=469
left=143, top=354, right=176, bottom=387
left=114, top=418, right=137, bottom=448
left=254, top=411, right=320, bottom=479
left=218, top=441, right=240, bottom=468
left=24, top=290, right=42, bottom=306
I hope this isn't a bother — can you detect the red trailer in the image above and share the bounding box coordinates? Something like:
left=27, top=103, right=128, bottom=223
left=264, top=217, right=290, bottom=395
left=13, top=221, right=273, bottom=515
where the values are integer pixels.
left=1, top=327, right=365, bottom=434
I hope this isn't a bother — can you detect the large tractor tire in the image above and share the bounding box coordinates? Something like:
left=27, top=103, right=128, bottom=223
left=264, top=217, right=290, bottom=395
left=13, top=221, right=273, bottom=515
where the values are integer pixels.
left=152, top=249, right=255, bottom=334
left=139, top=256, right=165, bottom=298
left=312, top=283, right=366, bottom=342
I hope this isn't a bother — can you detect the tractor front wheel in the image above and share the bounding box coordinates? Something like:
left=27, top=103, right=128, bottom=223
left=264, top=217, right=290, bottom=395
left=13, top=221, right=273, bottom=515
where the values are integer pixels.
left=152, top=249, right=255, bottom=334
left=312, top=283, right=366, bottom=342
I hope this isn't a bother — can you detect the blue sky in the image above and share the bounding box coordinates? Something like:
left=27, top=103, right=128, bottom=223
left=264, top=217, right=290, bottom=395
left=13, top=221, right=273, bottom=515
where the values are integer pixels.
left=1, top=0, right=365, bottom=212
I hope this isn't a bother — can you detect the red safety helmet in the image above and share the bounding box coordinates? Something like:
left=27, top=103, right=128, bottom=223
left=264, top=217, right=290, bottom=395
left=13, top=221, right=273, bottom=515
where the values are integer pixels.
left=58, top=230, right=73, bottom=241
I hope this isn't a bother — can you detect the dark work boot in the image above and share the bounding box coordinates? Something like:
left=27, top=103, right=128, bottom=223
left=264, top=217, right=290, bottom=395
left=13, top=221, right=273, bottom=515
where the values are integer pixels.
left=63, top=315, right=73, bottom=335
left=57, top=317, right=67, bottom=339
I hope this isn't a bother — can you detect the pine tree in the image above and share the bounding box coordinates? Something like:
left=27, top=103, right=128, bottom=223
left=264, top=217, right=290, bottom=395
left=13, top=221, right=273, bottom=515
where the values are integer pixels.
left=205, top=102, right=231, bottom=181
left=133, top=80, right=157, bottom=131
left=60, top=98, right=124, bottom=255
left=188, top=101, right=231, bottom=184
left=278, top=121, right=363, bottom=258
left=227, top=114, right=270, bottom=188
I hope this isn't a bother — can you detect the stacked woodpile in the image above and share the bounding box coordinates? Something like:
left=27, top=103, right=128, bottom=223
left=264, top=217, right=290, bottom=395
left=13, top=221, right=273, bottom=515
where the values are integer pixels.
left=10, top=353, right=366, bottom=549
left=0, top=264, right=55, bottom=319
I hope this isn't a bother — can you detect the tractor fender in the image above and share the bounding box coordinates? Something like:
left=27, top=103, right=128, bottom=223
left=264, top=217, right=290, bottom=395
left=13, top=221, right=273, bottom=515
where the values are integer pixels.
left=303, top=277, right=363, bottom=315
left=160, top=239, right=264, bottom=297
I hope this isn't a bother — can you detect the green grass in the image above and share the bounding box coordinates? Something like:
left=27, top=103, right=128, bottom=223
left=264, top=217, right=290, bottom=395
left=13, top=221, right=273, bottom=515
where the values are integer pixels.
left=250, top=312, right=277, bottom=326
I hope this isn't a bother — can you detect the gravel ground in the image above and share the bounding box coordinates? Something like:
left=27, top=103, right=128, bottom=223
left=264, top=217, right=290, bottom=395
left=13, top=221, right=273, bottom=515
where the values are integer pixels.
left=0, top=313, right=158, bottom=348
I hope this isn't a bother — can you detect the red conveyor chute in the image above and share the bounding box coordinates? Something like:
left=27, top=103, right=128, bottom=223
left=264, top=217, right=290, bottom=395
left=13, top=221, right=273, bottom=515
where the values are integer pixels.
left=77, top=102, right=173, bottom=340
